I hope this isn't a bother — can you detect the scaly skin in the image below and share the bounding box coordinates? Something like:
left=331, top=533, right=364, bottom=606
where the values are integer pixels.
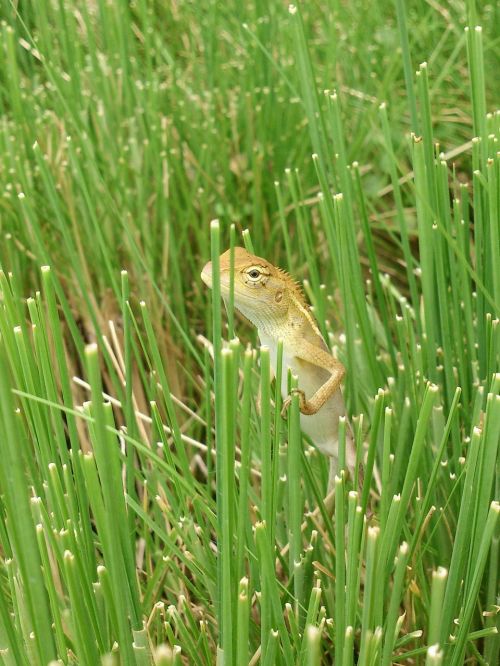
left=201, top=246, right=359, bottom=484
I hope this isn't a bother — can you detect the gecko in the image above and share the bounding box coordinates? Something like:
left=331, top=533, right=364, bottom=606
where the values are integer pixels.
left=201, top=246, right=360, bottom=486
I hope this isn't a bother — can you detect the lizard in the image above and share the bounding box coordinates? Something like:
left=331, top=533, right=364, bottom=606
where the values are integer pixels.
left=201, top=246, right=360, bottom=488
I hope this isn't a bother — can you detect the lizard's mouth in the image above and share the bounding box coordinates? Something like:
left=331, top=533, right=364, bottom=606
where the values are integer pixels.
left=200, top=262, right=213, bottom=288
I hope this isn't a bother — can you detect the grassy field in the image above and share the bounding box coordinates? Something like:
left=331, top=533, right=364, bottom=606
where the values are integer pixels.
left=0, top=0, right=499, bottom=664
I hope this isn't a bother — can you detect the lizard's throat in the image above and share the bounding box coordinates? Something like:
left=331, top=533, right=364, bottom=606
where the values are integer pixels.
left=233, top=303, right=288, bottom=338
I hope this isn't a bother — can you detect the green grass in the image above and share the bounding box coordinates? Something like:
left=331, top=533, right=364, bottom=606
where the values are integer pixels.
left=0, top=1, right=499, bottom=664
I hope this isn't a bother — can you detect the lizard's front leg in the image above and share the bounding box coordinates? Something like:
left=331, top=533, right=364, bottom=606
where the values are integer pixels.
left=281, top=341, right=345, bottom=416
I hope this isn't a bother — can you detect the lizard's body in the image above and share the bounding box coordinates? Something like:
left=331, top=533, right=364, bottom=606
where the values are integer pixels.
left=201, top=246, right=358, bottom=482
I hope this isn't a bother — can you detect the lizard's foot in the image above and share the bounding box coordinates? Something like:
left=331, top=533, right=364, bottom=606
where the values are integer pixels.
left=281, top=389, right=316, bottom=417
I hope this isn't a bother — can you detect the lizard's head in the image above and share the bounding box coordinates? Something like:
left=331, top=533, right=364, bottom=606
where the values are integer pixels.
left=201, top=246, right=298, bottom=329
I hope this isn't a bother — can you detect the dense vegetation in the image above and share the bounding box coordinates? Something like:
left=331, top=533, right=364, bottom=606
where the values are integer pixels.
left=0, top=1, right=498, bottom=664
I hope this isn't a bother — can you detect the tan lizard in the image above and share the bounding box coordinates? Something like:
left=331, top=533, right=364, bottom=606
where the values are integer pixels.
left=201, top=246, right=360, bottom=486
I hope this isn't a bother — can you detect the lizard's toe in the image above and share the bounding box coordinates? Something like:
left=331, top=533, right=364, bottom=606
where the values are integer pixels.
left=280, top=397, right=292, bottom=418
left=281, top=389, right=310, bottom=417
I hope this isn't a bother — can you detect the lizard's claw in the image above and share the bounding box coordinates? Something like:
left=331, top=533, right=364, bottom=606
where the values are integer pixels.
left=280, top=388, right=307, bottom=418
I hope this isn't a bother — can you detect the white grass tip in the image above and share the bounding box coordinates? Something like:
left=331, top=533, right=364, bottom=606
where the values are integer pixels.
left=121, top=269, right=127, bottom=276
left=85, top=342, right=98, bottom=355
left=288, top=4, right=297, bottom=15
left=419, top=61, right=427, bottom=70
left=334, top=192, right=343, bottom=201
left=210, top=218, right=220, bottom=229
left=18, top=192, right=25, bottom=199
left=41, top=265, right=51, bottom=273
left=13, top=325, right=21, bottom=334
left=306, top=625, right=320, bottom=640
left=398, top=540, right=409, bottom=556
left=427, top=644, right=443, bottom=658
left=474, top=25, right=482, bottom=33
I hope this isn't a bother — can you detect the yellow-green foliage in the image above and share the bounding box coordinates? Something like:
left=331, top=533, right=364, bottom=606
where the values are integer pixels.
left=0, top=1, right=498, bottom=664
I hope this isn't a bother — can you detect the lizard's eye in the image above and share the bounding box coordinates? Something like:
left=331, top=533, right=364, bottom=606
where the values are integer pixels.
left=246, top=267, right=262, bottom=281
left=244, top=264, right=269, bottom=285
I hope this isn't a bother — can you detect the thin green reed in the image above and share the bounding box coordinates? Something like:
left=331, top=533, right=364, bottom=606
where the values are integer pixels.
left=260, top=347, right=273, bottom=532
left=272, top=339, right=284, bottom=539
left=287, top=382, right=303, bottom=610
left=140, top=301, right=190, bottom=478
left=413, top=136, right=438, bottom=382
left=236, top=349, right=254, bottom=583
left=220, top=347, right=237, bottom=664
left=380, top=383, right=438, bottom=575
left=0, top=352, right=56, bottom=665
left=358, top=526, right=380, bottom=663
left=85, top=347, right=141, bottom=658
left=255, top=521, right=294, bottom=663
left=378, top=103, right=420, bottom=328
left=353, top=165, right=397, bottom=375
left=427, top=567, right=448, bottom=648
left=450, top=502, right=499, bottom=665
left=486, top=159, right=500, bottom=306
left=466, top=26, right=487, bottom=164
left=380, top=542, right=409, bottom=666
left=287, top=4, right=329, bottom=175
left=393, top=0, right=419, bottom=133
left=121, top=270, right=140, bottom=538
left=227, top=225, right=236, bottom=340
left=334, top=473, right=346, bottom=665
left=334, top=194, right=382, bottom=391
left=236, top=577, right=250, bottom=666
left=467, top=391, right=500, bottom=575
left=209, top=220, right=232, bottom=663
left=439, top=422, right=483, bottom=646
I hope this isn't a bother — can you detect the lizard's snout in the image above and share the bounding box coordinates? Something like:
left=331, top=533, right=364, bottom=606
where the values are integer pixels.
left=200, top=261, right=213, bottom=288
